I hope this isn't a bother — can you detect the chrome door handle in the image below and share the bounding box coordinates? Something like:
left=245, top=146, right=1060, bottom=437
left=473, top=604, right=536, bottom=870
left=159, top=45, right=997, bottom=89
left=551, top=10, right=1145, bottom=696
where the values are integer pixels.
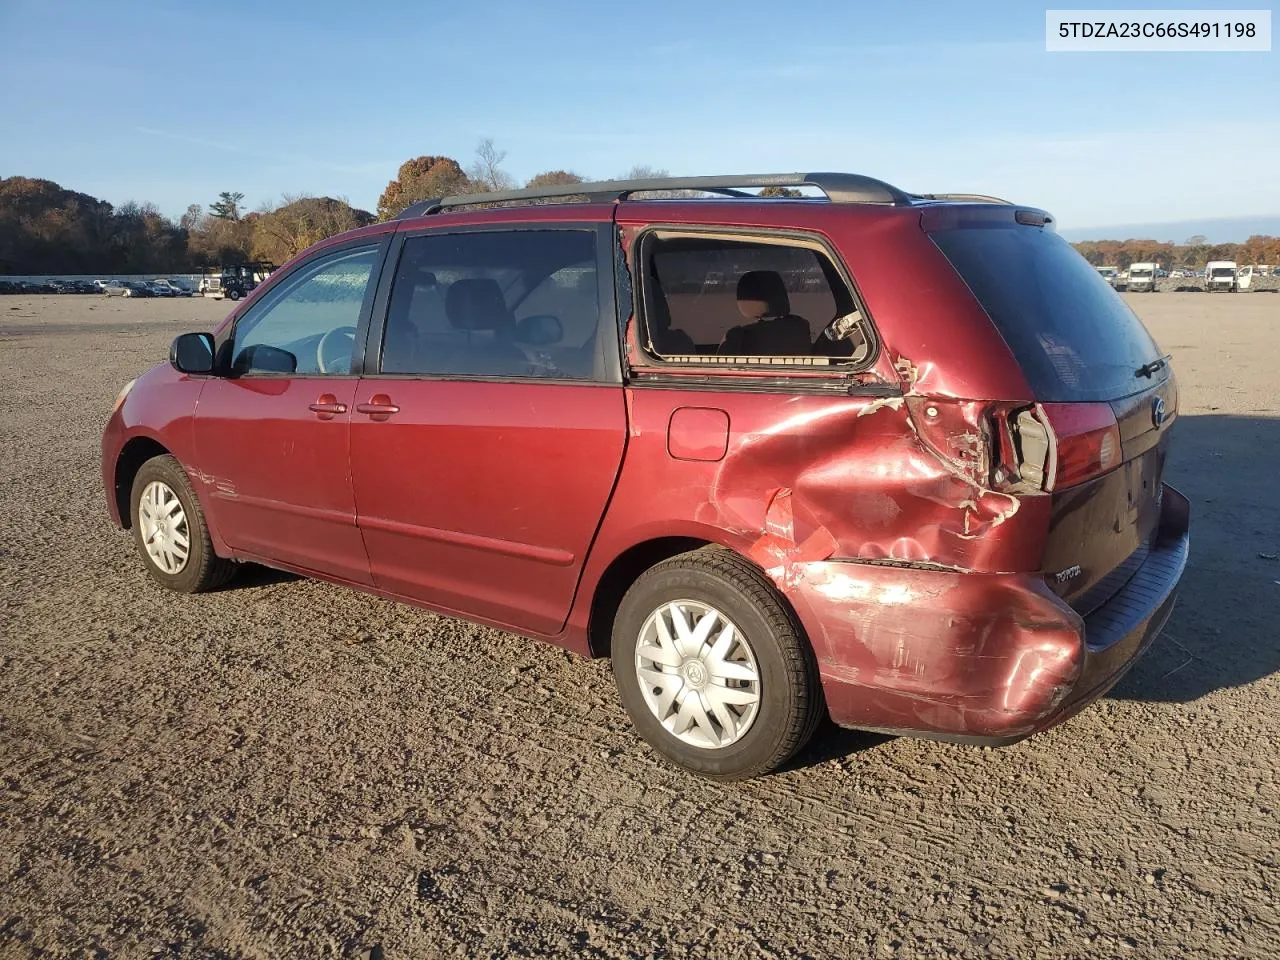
left=356, top=395, right=399, bottom=420
left=309, top=395, right=348, bottom=419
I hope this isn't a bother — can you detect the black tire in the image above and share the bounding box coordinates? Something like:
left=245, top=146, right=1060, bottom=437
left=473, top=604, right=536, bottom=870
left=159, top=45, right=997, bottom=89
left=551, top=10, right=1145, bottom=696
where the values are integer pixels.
left=227, top=288, right=241, bottom=302
left=129, top=454, right=235, bottom=593
left=611, top=548, right=823, bottom=779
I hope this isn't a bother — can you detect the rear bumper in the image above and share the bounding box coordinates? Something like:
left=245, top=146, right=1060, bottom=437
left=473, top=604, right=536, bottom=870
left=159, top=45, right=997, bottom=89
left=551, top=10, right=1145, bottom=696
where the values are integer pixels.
left=787, top=484, right=1190, bottom=743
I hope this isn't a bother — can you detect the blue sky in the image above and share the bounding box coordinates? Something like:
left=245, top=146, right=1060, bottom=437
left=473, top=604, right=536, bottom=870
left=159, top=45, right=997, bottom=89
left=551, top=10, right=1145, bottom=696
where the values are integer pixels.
left=0, top=0, right=1275, bottom=231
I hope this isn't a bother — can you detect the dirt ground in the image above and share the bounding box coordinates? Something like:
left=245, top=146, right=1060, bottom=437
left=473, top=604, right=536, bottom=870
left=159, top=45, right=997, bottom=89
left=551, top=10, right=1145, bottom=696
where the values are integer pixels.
left=1, top=291, right=1278, bottom=959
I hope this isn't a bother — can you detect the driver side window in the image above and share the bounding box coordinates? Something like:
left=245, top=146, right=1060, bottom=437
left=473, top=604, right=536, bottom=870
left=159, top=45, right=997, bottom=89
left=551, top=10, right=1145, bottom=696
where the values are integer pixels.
left=231, top=245, right=379, bottom=375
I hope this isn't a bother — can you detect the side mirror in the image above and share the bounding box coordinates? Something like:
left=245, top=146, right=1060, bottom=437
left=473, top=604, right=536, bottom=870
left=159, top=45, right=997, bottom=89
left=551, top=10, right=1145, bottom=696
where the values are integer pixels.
left=170, top=332, right=215, bottom=374
left=515, top=314, right=564, bottom=346
left=233, top=343, right=297, bottom=375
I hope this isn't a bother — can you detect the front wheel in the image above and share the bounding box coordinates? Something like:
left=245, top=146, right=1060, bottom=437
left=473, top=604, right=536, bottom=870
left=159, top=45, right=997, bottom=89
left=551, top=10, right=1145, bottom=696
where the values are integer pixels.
left=227, top=288, right=241, bottom=302
left=611, top=549, right=823, bottom=779
left=129, top=454, right=235, bottom=593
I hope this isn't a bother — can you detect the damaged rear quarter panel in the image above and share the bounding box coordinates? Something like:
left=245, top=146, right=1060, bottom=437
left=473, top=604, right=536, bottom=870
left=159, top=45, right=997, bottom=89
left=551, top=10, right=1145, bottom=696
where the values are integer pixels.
left=570, top=206, right=1083, bottom=736
left=576, top=386, right=1075, bottom=735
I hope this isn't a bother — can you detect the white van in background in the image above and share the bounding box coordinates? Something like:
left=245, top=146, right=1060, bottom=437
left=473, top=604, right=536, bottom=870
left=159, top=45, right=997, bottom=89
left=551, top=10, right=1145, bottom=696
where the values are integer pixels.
left=1205, top=261, right=1238, bottom=292
left=1126, top=262, right=1158, bottom=292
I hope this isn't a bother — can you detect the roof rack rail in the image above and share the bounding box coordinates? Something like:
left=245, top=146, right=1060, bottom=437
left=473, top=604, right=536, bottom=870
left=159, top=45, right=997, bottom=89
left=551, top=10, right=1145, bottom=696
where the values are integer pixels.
left=396, top=171, right=915, bottom=219
left=912, top=193, right=1012, bottom=204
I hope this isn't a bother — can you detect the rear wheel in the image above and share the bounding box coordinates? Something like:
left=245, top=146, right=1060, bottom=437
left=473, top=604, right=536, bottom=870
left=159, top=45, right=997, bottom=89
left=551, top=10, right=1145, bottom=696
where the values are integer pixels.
left=227, top=288, right=241, bottom=302
left=611, top=549, right=823, bottom=779
left=129, top=455, right=235, bottom=593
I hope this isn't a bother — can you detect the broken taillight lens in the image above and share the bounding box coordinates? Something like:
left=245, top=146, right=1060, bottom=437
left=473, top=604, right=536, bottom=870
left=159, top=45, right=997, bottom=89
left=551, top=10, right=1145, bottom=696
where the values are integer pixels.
left=1040, top=402, right=1122, bottom=489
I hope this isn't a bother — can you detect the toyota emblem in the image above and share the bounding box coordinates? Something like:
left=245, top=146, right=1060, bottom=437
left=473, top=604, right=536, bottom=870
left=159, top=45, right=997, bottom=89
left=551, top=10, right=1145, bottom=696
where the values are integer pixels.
left=1151, top=396, right=1167, bottom=428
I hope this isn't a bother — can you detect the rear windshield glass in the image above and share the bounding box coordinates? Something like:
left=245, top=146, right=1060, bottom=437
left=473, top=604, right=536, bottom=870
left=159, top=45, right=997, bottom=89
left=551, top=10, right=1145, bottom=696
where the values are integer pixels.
left=930, top=225, right=1163, bottom=402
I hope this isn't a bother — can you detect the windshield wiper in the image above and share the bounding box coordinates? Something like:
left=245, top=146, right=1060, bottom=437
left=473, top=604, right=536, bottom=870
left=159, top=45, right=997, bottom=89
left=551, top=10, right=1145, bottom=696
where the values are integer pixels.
left=1136, top=353, right=1172, bottom=378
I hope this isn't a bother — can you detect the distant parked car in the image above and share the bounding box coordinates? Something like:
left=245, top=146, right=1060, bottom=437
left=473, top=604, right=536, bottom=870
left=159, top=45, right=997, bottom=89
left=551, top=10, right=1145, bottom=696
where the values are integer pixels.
left=147, top=281, right=176, bottom=297
left=0, top=280, right=18, bottom=295
left=151, top=279, right=192, bottom=297
left=104, top=280, right=151, bottom=297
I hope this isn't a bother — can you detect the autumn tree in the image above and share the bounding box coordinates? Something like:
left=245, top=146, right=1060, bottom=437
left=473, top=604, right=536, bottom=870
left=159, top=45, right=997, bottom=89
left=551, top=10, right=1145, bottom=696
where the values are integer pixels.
left=525, top=170, right=586, bottom=189
left=0, top=176, right=192, bottom=273
left=1241, top=234, right=1280, bottom=265
left=759, top=186, right=804, bottom=198
left=376, top=155, right=468, bottom=220
left=188, top=213, right=252, bottom=266
left=251, top=195, right=375, bottom=264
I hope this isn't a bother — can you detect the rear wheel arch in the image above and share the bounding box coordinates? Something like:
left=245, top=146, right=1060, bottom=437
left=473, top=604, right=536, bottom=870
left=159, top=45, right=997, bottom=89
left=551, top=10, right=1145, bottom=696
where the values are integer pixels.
left=586, top=537, right=813, bottom=660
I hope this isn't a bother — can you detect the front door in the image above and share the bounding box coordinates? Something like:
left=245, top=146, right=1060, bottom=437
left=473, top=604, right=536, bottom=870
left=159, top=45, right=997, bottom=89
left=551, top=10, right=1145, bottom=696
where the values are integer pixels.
left=350, top=225, right=627, bottom=635
left=194, top=242, right=385, bottom=584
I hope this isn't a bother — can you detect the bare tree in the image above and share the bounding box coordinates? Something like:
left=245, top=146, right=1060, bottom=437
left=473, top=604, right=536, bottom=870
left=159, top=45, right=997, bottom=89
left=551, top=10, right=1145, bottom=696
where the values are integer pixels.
left=618, top=164, right=698, bottom=198
left=467, top=138, right=515, bottom=193
left=179, top=203, right=203, bottom=232
left=621, top=165, right=670, bottom=180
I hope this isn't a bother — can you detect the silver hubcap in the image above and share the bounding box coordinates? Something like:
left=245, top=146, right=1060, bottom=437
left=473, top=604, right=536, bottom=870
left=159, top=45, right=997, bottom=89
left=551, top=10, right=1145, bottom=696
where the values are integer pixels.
left=635, top=600, right=761, bottom=749
left=138, top=481, right=190, bottom=575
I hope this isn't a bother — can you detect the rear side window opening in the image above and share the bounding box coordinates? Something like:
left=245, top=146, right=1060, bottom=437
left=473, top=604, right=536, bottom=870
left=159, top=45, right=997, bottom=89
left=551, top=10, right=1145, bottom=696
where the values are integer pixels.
left=636, top=231, right=875, bottom=368
left=930, top=221, right=1165, bottom=403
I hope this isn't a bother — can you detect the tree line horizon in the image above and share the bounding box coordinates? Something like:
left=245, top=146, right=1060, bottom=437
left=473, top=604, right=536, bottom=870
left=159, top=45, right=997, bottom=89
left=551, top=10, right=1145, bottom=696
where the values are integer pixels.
left=3, top=140, right=1278, bottom=275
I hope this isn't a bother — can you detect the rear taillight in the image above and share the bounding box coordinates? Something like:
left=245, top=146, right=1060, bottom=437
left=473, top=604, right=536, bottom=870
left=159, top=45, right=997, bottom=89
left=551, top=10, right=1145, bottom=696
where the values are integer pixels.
left=907, top=399, right=1122, bottom=495
left=997, top=402, right=1122, bottom=492
left=1041, top=403, right=1122, bottom=488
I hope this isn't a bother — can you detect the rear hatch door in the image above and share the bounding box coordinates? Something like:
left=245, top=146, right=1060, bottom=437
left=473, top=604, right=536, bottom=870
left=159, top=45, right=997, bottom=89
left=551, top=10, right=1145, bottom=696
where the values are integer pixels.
left=928, top=210, right=1177, bottom=615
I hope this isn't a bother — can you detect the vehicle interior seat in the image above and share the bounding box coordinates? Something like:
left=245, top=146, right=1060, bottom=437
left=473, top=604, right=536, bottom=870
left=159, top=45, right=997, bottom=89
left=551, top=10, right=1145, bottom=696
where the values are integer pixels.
left=646, top=262, right=697, bottom=356
left=444, top=278, right=530, bottom=374
left=381, top=266, right=437, bottom=373
left=720, top=270, right=813, bottom=356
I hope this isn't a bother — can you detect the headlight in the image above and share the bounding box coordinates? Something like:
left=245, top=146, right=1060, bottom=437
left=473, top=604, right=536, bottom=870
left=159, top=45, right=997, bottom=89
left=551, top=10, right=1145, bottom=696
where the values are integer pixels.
left=113, top=379, right=136, bottom=414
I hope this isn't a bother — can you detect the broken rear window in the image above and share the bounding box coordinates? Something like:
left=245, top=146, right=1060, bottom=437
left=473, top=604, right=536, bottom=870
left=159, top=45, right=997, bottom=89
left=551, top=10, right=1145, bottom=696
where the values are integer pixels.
left=638, top=234, right=872, bottom=367
left=930, top=224, right=1165, bottom=403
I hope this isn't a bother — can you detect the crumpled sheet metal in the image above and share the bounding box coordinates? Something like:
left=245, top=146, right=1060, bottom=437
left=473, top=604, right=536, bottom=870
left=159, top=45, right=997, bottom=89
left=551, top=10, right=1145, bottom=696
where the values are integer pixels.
left=714, top=396, right=1050, bottom=579
left=709, top=395, right=1073, bottom=736
left=787, top=560, right=1083, bottom=736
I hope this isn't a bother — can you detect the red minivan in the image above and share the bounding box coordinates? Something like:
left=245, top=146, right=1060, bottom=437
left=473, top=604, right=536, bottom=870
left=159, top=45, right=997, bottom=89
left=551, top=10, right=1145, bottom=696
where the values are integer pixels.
left=101, top=173, right=1189, bottom=779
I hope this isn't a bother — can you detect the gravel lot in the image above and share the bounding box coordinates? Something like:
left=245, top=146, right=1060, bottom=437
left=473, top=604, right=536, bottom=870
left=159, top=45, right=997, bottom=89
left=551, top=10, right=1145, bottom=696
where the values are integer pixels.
left=2, top=292, right=1278, bottom=959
